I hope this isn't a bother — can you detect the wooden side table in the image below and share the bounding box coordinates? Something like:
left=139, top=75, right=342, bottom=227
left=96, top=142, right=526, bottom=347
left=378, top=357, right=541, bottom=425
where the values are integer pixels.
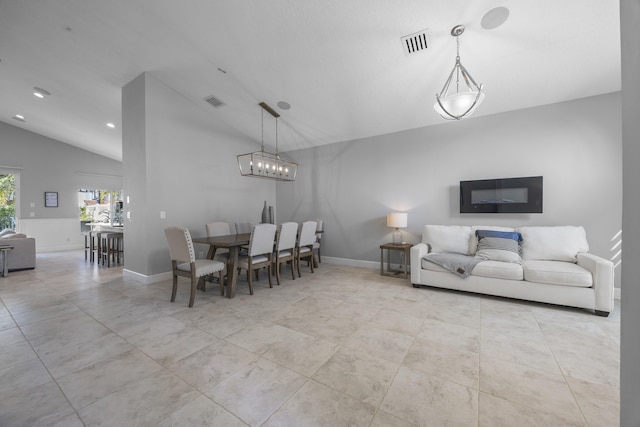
left=380, top=242, right=412, bottom=279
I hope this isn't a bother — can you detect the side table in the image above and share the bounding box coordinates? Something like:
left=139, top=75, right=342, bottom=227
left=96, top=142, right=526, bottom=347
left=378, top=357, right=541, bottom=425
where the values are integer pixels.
left=0, top=245, right=14, bottom=277
left=380, top=242, right=412, bottom=279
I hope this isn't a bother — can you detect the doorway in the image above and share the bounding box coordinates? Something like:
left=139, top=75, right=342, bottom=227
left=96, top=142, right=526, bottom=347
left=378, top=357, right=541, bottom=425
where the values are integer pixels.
left=0, top=172, right=18, bottom=230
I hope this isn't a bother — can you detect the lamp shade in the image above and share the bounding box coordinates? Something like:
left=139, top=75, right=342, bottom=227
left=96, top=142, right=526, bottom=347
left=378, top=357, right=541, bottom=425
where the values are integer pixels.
left=387, top=212, right=407, bottom=228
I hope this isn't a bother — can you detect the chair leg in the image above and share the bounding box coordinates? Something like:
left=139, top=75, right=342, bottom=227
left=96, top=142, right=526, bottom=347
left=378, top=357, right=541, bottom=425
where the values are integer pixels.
left=189, top=276, right=196, bottom=307
left=318, top=247, right=321, bottom=264
left=275, top=261, right=281, bottom=286
left=290, top=260, right=295, bottom=280
left=267, top=264, right=273, bottom=288
left=171, top=274, right=178, bottom=302
left=296, top=254, right=302, bottom=278
left=247, top=268, right=254, bottom=295
left=219, top=271, right=225, bottom=296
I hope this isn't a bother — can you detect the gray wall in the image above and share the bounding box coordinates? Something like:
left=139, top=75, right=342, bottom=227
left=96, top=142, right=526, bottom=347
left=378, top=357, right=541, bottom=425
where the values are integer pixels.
left=0, top=121, right=122, bottom=220
left=620, top=0, right=639, bottom=424
left=122, top=72, right=275, bottom=277
left=277, top=92, right=622, bottom=289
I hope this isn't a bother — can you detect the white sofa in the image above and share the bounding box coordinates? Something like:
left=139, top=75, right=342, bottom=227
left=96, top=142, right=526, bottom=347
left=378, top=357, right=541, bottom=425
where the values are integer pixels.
left=410, top=225, right=614, bottom=316
left=0, top=229, right=36, bottom=271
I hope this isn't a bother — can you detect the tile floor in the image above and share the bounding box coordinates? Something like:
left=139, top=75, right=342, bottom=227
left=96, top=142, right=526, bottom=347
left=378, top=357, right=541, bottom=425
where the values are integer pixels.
left=0, top=251, right=620, bottom=426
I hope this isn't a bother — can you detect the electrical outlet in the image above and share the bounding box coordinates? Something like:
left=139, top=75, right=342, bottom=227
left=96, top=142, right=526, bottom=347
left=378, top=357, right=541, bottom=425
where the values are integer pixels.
left=29, top=212, right=35, bottom=217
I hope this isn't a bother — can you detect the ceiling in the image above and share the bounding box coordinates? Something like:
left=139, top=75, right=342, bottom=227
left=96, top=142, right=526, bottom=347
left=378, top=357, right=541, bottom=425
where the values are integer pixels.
left=0, top=1, right=621, bottom=161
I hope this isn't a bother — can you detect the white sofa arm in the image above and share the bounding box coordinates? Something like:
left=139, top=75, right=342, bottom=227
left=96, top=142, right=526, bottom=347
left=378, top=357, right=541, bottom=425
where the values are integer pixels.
left=577, top=252, right=614, bottom=315
left=411, top=243, right=429, bottom=284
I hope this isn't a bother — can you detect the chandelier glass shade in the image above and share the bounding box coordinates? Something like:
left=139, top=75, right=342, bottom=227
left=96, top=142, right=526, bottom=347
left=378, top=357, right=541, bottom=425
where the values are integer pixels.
left=237, top=102, right=298, bottom=182
left=434, top=25, right=485, bottom=120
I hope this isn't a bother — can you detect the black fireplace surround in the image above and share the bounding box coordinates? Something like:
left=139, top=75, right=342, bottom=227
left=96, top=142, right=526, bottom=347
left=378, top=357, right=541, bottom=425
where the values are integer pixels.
left=460, top=176, right=543, bottom=213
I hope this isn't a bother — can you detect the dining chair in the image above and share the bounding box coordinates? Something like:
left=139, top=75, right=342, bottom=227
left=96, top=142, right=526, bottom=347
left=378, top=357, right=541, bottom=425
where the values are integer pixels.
left=234, top=222, right=252, bottom=234
left=273, top=222, right=298, bottom=285
left=205, top=221, right=231, bottom=290
left=237, top=223, right=277, bottom=295
left=296, top=221, right=318, bottom=277
left=164, top=226, right=225, bottom=307
left=312, top=219, right=323, bottom=266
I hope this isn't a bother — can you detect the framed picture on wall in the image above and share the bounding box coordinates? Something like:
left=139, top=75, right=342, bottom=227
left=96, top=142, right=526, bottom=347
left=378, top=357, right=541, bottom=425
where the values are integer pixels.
left=44, top=191, right=58, bottom=207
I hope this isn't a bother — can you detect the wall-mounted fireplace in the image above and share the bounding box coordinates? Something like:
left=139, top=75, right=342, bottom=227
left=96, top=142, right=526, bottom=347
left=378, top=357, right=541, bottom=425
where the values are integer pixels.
left=460, top=176, right=543, bottom=213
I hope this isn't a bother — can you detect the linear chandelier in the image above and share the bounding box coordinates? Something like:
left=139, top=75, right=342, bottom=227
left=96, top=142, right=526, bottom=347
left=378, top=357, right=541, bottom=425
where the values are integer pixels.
left=237, top=102, right=298, bottom=182
left=434, top=25, right=485, bottom=120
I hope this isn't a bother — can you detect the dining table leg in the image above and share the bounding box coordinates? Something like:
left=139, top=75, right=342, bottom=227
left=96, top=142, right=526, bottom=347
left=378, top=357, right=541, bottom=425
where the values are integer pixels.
left=226, top=246, right=240, bottom=298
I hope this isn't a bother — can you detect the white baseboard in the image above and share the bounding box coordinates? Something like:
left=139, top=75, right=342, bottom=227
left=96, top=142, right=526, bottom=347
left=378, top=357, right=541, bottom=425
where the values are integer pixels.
left=323, top=256, right=378, bottom=269
left=122, top=268, right=172, bottom=285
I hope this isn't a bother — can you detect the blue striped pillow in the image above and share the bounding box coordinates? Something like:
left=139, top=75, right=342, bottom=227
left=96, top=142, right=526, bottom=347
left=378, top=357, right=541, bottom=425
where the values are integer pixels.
left=475, top=230, right=522, bottom=263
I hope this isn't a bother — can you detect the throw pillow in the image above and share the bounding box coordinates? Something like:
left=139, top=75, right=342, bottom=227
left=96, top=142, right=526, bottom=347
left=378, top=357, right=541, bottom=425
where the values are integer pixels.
left=0, top=229, right=16, bottom=237
left=475, top=230, right=523, bottom=263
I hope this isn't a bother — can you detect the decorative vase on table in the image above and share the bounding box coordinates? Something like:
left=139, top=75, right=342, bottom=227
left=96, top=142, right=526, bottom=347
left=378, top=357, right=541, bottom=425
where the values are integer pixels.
left=268, top=206, right=274, bottom=224
left=261, top=201, right=268, bottom=224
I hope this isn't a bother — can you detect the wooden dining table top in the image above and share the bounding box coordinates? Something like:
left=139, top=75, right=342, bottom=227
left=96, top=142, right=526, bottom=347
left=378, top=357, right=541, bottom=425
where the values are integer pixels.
left=192, top=233, right=251, bottom=247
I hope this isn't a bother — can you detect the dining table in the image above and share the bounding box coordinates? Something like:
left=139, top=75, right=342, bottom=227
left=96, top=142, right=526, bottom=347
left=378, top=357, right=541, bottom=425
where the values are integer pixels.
left=192, top=233, right=251, bottom=298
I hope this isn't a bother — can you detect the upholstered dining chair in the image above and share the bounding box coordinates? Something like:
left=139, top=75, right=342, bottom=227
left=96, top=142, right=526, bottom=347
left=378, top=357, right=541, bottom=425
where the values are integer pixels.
left=296, top=221, right=318, bottom=277
left=205, top=221, right=232, bottom=261
left=312, top=219, right=323, bottom=266
left=164, top=226, right=225, bottom=307
left=234, top=222, right=252, bottom=234
left=273, top=222, right=298, bottom=285
left=237, top=223, right=277, bottom=295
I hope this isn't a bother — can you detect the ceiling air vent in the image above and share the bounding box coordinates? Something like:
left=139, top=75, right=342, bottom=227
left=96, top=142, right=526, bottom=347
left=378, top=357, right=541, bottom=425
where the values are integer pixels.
left=401, top=29, right=431, bottom=56
left=204, top=95, right=226, bottom=108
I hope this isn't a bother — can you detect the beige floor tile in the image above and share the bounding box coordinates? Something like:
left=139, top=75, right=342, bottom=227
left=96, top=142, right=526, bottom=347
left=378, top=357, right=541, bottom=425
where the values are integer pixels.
left=157, top=395, right=247, bottom=427
left=480, top=357, right=584, bottom=423
left=0, top=326, right=25, bottom=347
left=369, top=409, right=417, bottom=427
left=78, top=369, right=199, bottom=426
left=0, top=339, right=38, bottom=370
left=205, top=357, right=307, bottom=426
left=312, top=347, right=399, bottom=406
left=134, top=326, right=218, bottom=366
left=39, top=332, right=133, bottom=379
left=418, top=317, right=480, bottom=353
left=478, top=392, right=586, bottom=427
left=225, top=320, right=303, bottom=355
left=568, top=377, right=620, bottom=427
left=167, top=338, right=258, bottom=390
left=264, top=380, right=376, bottom=427
left=0, top=381, right=76, bottom=427
left=342, top=325, right=414, bottom=364
left=367, top=307, right=422, bottom=337
left=403, top=336, right=479, bottom=389
left=427, top=302, right=481, bottom=329
left=57, top=348, right=163, bottom=409
left=0, top=358, right=52, bottom=400
left=192, top=308, right=255, bottom=338
left=262, top=331, right=338, bottom=377
left=381, top=365, right=478, bottom=426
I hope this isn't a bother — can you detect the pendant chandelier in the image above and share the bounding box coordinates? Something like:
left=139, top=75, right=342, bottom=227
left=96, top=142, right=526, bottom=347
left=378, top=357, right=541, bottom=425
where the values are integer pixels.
left=237, top=102, right=298, bottom=182
left=434, top=25, right=485, bottom=120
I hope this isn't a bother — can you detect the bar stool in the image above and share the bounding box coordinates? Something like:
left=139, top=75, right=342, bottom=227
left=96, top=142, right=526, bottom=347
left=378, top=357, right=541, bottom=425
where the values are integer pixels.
left=84, top=231, right=93, bottom=261
left=101, top=232, right=124, bottom=267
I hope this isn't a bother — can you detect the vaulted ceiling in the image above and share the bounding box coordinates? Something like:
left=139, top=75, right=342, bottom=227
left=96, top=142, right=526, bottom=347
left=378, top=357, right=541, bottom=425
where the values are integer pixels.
left=0, top=1, right=620, bottom=161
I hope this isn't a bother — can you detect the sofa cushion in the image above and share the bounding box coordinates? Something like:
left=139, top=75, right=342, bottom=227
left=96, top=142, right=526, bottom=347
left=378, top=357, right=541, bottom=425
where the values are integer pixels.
left=517, top=226, right=589, bottom=262
left=472, top=260, right=524, bottom=280
left=423, top=225, right=472, bottom=255
left=469, top=226, right=515, bottom=255
left=523, top=260, right=592, bottom=287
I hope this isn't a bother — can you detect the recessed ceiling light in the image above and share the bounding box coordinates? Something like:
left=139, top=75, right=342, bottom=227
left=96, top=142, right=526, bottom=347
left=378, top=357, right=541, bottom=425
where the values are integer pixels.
left=277, top=101, right=291, bottom=110
left=12, top=114, right=26, bottom=123
left=481, top=6, right=510, bottom=30
left=106, top=122, right=115, bottom=128
left=33, top=87, right=51, bottom=98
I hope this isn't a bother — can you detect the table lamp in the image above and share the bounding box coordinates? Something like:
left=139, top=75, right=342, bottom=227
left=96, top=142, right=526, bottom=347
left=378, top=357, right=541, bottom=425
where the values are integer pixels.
left=387, top=212, right=407, bottom=245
